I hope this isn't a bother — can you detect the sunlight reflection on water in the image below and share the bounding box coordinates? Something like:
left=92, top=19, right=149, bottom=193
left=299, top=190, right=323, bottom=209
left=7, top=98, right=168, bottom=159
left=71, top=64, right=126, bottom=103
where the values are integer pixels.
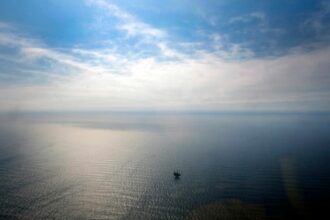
left=0, top=113, right=329, bottom=219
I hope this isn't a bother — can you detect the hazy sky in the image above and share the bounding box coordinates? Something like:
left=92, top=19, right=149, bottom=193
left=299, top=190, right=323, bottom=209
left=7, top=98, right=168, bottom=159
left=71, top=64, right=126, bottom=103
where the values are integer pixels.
left=0, top=0, right=330, bottom=111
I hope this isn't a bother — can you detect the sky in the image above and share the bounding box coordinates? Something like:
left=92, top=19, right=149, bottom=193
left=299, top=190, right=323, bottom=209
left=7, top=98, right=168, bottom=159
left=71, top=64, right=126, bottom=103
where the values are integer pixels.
left=0, top=0, right=330, bottom=112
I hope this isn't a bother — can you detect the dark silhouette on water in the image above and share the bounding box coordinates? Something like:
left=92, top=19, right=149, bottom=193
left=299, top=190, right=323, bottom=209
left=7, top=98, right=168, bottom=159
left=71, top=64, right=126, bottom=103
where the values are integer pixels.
left=173, top=170, right=181, bottom=179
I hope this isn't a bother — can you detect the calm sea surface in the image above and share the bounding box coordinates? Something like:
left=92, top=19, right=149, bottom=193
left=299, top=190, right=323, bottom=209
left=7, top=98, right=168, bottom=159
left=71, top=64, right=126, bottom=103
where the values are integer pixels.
left=0, top=113, right=329, bottom=219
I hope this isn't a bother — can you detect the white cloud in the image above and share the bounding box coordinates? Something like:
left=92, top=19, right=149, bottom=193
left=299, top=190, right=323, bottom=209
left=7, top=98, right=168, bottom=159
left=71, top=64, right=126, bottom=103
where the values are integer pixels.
left=229, top=12, right=284, bottom=36
left=0, top=11, right=330, bottom=112
left=87, top=0, right=165, bottom=39
left=85, top=0, right=188, bottom=60
left=229, top=12, right=265, bottom=24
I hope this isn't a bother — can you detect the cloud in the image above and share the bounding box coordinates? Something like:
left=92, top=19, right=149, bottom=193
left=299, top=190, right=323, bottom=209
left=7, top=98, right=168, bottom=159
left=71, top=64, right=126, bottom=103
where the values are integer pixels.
left=302, top=0, right=330, bottom=38
left=0, top=21, right=11, bottom=29
left=86, top=0, right=165, bottom=39
left=0, top=2, right=330, bottom=112
left=229, top=12, right=284, bottom=36
left=85, top=0, right=188, bottom=60
left=229, top=12, right=266, bottom=24
left=1, top=22, right=330, bottom=111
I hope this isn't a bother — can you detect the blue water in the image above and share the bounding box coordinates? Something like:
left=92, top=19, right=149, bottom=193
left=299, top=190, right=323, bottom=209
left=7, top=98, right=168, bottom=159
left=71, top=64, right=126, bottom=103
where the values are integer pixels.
left=0, top=112, right=329, bottom=219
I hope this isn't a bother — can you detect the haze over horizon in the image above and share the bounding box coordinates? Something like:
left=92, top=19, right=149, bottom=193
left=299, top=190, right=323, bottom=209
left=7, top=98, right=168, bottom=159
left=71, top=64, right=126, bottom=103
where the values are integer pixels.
left=1, top=0, right=330, bottom=112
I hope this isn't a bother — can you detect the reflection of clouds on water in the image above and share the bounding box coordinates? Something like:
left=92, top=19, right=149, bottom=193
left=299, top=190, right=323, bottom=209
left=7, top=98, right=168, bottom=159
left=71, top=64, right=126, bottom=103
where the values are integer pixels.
left=185, top=199, right=267, bottom=220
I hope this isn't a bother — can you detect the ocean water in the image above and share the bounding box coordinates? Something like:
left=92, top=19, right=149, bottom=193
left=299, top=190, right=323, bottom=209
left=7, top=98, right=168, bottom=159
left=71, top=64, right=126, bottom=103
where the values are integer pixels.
left=0, top=112, right=329, bottom=219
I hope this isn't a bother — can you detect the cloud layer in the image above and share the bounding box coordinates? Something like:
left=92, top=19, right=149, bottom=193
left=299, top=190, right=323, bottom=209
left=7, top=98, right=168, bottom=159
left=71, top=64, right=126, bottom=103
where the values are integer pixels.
left=0, top=1, right=329, bottom=112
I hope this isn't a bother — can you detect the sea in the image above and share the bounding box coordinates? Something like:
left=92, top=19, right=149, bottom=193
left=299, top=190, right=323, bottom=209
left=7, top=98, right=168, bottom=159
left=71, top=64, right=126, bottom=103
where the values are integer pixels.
left=0, top=112, right=329, bottom=219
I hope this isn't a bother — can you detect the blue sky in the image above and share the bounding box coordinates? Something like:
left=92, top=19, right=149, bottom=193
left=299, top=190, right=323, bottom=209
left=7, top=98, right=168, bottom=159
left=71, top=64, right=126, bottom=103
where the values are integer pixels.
left=0, top=0, right=330, bottom=111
